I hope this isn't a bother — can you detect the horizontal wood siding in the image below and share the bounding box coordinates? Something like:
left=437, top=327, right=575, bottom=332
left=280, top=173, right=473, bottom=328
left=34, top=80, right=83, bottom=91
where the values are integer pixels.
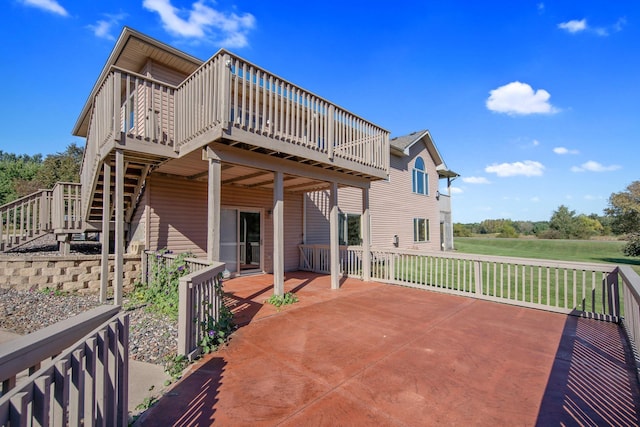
left=148, top=175, right=208, bottom=257
left=147, top=174, right=302, bottom=272
left=141, top=61, right=188, bottom=86
left=305, top=190, right=329, bottom=245
left=305, top=143, right=441, bottom=250
left=369, top=143, right=440, bottom=250
left=128, top=187, right=147, bottom=249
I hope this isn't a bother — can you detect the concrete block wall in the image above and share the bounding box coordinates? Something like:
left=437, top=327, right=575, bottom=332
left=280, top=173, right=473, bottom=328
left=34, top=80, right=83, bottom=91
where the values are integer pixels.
left=0, top=254, right=141, bottom=293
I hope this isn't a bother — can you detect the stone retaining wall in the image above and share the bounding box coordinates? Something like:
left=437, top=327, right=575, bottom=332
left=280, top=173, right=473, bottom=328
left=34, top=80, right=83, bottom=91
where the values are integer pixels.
left=0, top=255, right=141, bottom=293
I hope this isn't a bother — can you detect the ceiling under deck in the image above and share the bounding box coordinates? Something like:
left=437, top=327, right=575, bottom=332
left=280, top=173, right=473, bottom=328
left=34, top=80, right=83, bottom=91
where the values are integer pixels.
left=154, top=149, right=335, bottom=193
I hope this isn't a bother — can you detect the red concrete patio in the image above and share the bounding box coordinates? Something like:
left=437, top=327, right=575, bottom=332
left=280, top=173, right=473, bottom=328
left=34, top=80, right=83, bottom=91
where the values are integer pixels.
left=136, top=272, right=640, bottom=426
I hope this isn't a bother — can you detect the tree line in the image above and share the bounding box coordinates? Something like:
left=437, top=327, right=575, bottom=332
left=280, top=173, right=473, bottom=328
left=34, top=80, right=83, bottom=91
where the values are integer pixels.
left=0, top=143, right=83, bottom=205
left=454, top=181, right=640, bottom=256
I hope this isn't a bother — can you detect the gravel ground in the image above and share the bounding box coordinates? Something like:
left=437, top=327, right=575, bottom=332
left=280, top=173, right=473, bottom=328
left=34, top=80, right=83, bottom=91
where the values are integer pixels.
left=1, top=239, right=178, bottom=366
left=0, top=288, right=177, bottom=366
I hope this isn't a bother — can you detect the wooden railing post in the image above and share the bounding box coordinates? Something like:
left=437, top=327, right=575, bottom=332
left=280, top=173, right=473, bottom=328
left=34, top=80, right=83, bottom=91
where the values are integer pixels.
left=113, top=70, right=122, bottom=142
left=220, top=54, right=232, bottom=129
left=178, top=277, right=193, bottom=356
left=327, top=105, right=335, bottom=160
left=474, top=260, right=484, bottom=295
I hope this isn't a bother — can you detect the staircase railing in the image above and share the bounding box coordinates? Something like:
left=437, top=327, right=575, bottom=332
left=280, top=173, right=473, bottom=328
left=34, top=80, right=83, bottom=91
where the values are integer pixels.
left=0, top=183, right=82, bottom=251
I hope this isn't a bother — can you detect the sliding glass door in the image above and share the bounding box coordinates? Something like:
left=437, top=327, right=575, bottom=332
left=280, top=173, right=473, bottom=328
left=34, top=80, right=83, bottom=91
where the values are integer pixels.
left=220, top=208, right=262, bottom=276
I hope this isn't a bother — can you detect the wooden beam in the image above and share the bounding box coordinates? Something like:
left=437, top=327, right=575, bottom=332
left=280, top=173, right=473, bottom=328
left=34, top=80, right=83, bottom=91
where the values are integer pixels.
left=221, top=170, right=269, bottom=185
left=114, top=149, right=124, bottom=305
left=100, top=161, right=111, bottom=303
left=273, top=171, right=284, bottom=296
left=207, top=158, right=221, bottom=262
left=330, top=182, right=339, bottom=290
left=207, top=143, right=371, bottom=189
left=362, top=187, right=371, bottom=281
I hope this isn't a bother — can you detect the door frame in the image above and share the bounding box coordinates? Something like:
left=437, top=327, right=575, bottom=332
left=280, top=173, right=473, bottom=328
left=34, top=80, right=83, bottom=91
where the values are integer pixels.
left=221, top=205, right=264, bottom=276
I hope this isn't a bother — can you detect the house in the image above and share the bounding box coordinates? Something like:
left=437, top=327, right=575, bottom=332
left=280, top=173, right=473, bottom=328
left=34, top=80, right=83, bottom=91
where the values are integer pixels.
left=71, top=27, right=455, bottom=301
left=304, top=129, right=458, bottom=252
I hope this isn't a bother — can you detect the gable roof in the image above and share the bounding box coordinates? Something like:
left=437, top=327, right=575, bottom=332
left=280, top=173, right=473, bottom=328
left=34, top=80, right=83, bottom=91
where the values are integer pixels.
left=390, top=129, right=459, bottom=178
left=72, top=27, right=203, bottom=137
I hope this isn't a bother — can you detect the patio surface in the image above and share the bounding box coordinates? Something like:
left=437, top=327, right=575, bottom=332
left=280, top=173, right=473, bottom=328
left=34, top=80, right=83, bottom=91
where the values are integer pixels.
left=136, top=272, right=640, bottom=426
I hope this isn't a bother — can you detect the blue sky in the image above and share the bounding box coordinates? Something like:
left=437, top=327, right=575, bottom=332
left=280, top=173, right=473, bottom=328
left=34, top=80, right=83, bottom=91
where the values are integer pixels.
left=1, top=0, right=638, bottom=223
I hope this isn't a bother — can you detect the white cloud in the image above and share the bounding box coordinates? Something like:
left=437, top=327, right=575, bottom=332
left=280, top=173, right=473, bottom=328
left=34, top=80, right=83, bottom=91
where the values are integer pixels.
left=486, top=82, right=559, bottom=115
left=462, top=176, right=491, bottom=184
left=449, top=187, right=463, bottom=194
left=87, top=13, right=127, bottom=40
left=558, top=17, right=626, bottom=37
left=531, top=196, right=540, bottom=202
left=143, top=0, right=255, bottom=47
left=584, top=194, right=603, bottom=200
left=570, top=160, right=621, bottom=172
left=532, top=139, right=540, bottom=146
left=553, top=146, right=579, bottom=155
left=558, top=19, right=587, bottom=33
left=485, top=160, right=545, bottom=177
left=21, top=0, right=68, bottom=16
left=537, top=3, right=545, bottom=13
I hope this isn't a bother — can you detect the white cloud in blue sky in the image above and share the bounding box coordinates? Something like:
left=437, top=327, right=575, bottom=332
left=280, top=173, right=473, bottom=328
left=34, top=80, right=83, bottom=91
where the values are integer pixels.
left=553, top=147, right=579, bottom=155
left=21, top=0, right=67, bottom=16
left=87, top=13, right=127, bottom=40
left=485, top=161, right=545, bottom=177
left=142, top=0, right=255, bottom=47
left=558, top=19, right=587, bottom=33
left=462, top=176, right=491, bottom=184
left=570, top=161, right=621, bottom=173
left=558, top=17, right=626, bottom=37
left=486, top=82, right=559, bottom=116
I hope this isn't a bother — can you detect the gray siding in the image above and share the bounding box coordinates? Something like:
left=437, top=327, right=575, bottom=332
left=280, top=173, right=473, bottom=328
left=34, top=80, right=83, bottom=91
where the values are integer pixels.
left=146, top=174, right=302, bottom=272
left=305, top=141, right=442, bottom=251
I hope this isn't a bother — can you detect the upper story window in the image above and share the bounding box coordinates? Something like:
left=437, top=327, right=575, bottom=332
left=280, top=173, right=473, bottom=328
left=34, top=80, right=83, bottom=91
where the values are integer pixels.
left=412, top=157, right=429, bottom=195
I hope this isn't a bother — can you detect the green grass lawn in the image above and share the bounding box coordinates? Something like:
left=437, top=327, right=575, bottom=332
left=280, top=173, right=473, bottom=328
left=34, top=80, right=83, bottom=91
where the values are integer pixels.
left=454, top=237, right=640, bottom=275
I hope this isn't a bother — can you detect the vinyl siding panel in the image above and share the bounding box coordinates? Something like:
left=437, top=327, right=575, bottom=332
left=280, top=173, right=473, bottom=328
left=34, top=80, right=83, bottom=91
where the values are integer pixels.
left=146, top=174, right=303, bottom=272
left=128, top=186, right=148, bottom=250
left=305, top=142, right=442, bottom=251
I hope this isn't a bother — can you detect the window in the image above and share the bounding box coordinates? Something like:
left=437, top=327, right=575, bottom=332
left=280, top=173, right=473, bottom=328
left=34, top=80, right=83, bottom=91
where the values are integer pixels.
left=339, top=213, right=362, bottom=245
left=412, top=157, right=429, bottom=195
left=413, top=218, right=430, bottom=242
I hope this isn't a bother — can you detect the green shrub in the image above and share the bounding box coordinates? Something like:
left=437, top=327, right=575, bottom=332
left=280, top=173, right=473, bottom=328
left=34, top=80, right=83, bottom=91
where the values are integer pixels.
left=623, top=233, right=640, bottom=257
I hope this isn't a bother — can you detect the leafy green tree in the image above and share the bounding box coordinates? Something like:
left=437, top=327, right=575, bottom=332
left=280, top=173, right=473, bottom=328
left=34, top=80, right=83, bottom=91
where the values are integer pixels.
left=605, top=181, right=640, bottom=235
left=453, top=223, right=472, bottom=237
left=574, top=215, right=603, bottom=239
left=497, top=223, right=518, bottom=238
left=549, top=205, right=579, bottom=239
left=0, top=151, right=43, bottom=204
left=624, top=233, right=640, bottom=257
left=34, top=143, right=83, bottom=189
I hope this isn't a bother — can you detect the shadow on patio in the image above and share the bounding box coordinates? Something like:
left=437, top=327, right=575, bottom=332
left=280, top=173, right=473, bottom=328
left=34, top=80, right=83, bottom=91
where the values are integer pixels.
left=136, top=272, right=640, bottom=426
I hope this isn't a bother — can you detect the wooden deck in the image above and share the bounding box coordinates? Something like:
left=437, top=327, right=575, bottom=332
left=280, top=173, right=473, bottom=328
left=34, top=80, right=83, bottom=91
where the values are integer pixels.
left=136, top=272, right=640, bottom=426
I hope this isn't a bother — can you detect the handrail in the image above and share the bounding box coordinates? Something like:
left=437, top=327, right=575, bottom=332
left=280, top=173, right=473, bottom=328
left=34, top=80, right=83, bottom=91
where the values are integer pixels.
left=0, top=305, right=120, bottom=393
left=0, top=306, right=128, bottom=426
left=299, top=244, right=621, bottom=321
left=0, top=189, right=53, bottom=251
left=619, top=266, right=640, bottom=374
left=175, top=50, right=390, bottom=174
left=178, top=261, right=226, bottom=359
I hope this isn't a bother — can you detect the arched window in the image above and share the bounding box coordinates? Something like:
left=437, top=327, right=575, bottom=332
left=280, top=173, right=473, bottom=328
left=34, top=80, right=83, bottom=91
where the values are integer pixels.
left=412, top=157, right=429, bottom=195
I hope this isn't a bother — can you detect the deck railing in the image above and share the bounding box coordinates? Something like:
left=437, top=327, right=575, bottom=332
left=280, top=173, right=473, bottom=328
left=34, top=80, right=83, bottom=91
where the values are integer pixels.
left=300, top=245, right=623, bottom=321
left=619, top=266, right=640, bottom=369
left=52, top=182, right=82, bottom=233
left=178, top=262, right=227, bottom=358
left=0, top=189, right=52, bottom=251
left=81, top=67, right=177, bottom=218
left=0, top=183, right=83, bottom=251
left=141, top=251, right=227, bottom=358
left=0, top=305, right=129, bottom=426
left=176, top=50, right=389, bottom=174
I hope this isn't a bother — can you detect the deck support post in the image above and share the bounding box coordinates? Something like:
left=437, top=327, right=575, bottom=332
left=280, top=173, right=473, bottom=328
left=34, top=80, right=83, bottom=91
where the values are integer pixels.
left=329, top=182, right=340, bottom=289
left=362, top=186, right=371, bottom=281
left=114, top=149, right=124, bottom=306
left=273, top=171, right=284, bottom=296
left=100, top=161, right=111, bottom=303
left=206, top=149, right=221, bottom=262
